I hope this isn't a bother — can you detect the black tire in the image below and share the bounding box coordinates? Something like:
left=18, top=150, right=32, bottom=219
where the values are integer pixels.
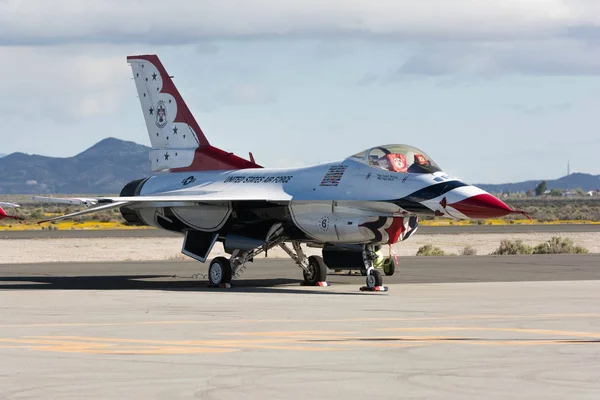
left=383, top=257, right=397, bottom=276
left=366, top=269, right=383, bottom=288
left=303, top=255, right=328, bottom=285
left=208, top=257, right=232, bottom=285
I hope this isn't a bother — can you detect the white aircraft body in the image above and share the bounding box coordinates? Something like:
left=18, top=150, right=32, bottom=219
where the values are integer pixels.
left=41, top=54, right=527, bottom=290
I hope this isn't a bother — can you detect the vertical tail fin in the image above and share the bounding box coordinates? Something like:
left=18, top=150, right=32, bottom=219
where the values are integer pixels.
left=127, top=54, right=261, bottom=172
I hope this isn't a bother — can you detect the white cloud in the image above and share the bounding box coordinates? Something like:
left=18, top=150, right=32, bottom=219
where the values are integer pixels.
left=0, top=46, right=130, bottom=122
left=214, top=83, right=276, bottom=106
left=395, top=39, right=600, bottom=77
left=1, top=1, right=599, bottom=45
left=3, top=1, right=599, bottom=79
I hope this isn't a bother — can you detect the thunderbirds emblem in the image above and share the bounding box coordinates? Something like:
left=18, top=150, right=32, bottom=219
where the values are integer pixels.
left=155, top=100, right=167, bottom=128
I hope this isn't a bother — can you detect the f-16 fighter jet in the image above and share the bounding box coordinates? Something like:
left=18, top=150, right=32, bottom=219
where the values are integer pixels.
left=40, top=54, right=527, bottom=291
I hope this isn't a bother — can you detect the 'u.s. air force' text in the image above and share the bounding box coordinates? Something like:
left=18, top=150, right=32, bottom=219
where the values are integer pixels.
left=224, top=175, right=294, bottom=184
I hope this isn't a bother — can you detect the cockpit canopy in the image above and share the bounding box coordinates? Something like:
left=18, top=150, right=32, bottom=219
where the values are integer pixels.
left=350, top=144, right=442, bottom=174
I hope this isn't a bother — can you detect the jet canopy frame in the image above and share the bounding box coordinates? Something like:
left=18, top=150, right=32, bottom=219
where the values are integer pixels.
left=350, top=144, right=442, bottom=174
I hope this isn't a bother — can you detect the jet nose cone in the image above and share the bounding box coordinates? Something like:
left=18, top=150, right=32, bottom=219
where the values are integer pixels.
left=447, top=193, right=513, bottom=219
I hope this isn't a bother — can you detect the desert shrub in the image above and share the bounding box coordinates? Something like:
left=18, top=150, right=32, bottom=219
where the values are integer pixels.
left=490, top=239, right=533, bottom=255
left=532, top=236, right=589, bottom=254
left=98, top=212, right=114, bottom=223
left=416, top=245, right=446, bottom=256
left=459, top=246, right=477, bottom=256
left=28, top=209, right=44, bottom=219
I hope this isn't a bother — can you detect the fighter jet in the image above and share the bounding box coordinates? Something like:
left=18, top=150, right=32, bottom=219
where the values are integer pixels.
left=40, top=54, right=527, bottom=290
left=0, top=202, right=24, bottom=222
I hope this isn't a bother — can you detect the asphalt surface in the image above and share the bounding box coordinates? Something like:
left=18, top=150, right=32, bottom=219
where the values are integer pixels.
left=2, top=223, right=599, bottom=239
left=1, top=255, right=599, bottom=399
left=0, top=255, right=599, bottom=289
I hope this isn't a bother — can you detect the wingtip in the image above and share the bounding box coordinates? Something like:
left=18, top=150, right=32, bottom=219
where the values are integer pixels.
left=513, top=210, right=533, bottom=221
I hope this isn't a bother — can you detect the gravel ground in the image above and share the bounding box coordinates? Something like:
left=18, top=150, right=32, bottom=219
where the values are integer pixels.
left=1, top=232, right=598, bottom=263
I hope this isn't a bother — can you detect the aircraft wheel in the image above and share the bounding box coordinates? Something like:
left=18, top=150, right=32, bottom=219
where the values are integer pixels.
left=383, top=257, right=397, bottom=276
left=366, top=270, right=383, bottom=288
left=303, top=255, right=328, bottom=285
left=208, top=257, right=232, bottom=285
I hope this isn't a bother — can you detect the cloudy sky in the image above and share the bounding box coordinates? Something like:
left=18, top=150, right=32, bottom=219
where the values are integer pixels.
left=1, top=0, right=600, bottom=183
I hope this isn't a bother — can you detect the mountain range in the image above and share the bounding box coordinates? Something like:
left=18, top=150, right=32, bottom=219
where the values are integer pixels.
left=474, top=173, right=600, bottom=194
left=0, top=138, right=598, bottom=194
left=0, top=138, right=152, bottom=194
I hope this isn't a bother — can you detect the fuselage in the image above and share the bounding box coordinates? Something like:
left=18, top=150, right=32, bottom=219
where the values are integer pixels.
left=119, top=156, right=514, bottom=246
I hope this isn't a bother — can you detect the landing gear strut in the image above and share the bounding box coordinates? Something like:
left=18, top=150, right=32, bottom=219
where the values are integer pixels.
left=279, top=242, right=329, bottom=286
left=207, top=224, right=287, bottom=288
left=361, top=244, right=388, bottom=292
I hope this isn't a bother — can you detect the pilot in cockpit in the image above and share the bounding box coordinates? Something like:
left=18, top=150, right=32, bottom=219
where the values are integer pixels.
left=357, top=144, right=441, bottom=174
left=373, top=153, right=409, bottom=173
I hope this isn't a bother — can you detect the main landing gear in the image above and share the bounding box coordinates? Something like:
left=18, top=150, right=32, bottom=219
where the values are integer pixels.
left=206, top=239, right=329, bottom=288
left=205, top=224, right=328, bottom=288
left=205, top=225, right=386, bottom=291
left=208, top=257, right=233, bottom=287
left=278, top=242, right=329, bottom=286
left=360, top=245, right=388, bottom=292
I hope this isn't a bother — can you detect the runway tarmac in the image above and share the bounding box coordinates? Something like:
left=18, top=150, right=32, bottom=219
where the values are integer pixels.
left=2, top=223, right=599, bottom=239
left=1, top=254, right=599, bottom=399
left=1, top=254, right=599, bottom=289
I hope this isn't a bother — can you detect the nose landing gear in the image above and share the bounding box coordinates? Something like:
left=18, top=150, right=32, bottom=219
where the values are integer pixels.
left=360, top=245, right=388, bottom=292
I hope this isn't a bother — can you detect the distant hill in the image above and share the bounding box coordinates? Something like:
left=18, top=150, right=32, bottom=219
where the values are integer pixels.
left=475, top=173, right=600, bottom=194
left=0, top=138, right=152, bottom=194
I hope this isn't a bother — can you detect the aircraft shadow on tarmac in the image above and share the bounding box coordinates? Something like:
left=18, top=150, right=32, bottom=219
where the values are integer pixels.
left=0, top=275, right=365, bottom=296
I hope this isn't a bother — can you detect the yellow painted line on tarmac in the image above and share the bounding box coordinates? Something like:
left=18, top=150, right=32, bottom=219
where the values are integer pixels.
left=2, top=324, right=598, bottom=355
left=0, top=337, right=236, bottom=355
left=221, top=330, right=356, bottom=337
left=28, top=335, right=341, bottom=353
left=378, top=326, right=600, bottom=338
left=2, top=313, right=599, bottom=329
left=2, top=314, right=599, bottom=355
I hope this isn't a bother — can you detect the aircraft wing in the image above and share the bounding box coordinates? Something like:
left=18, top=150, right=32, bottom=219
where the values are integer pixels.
left=32, top=196, right=98, bottom=206
left=38, top=201, right=130, bottom=223
left=0, top=202, right=20, bottom=208
left=37, top=191, right=294, bottom=223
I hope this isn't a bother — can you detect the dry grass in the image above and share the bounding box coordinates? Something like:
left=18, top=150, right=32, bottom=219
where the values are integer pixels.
left=490, top=236, right=589, bottom=255
left=459, top=245, right=478, bottom=256
left=490, top=239, right=533, bottom=255
left=416, top=244, right=447, bottom=256
left=532, top=236, right=588, bottom=254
